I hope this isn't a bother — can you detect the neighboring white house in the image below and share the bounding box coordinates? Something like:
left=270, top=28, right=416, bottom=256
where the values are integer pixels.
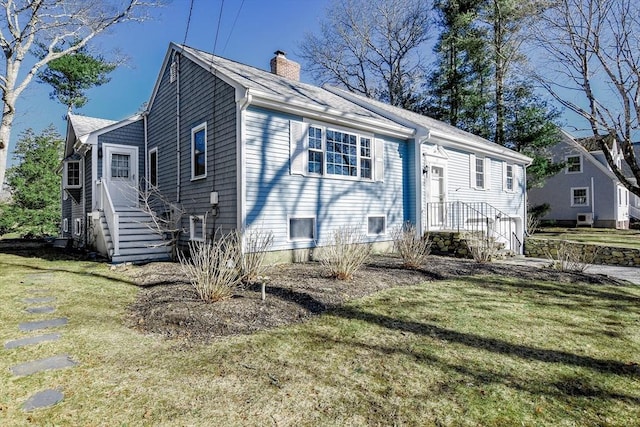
left=528, top=131, right=632, bottom=229
left=60, top=43, right=531, bottom=263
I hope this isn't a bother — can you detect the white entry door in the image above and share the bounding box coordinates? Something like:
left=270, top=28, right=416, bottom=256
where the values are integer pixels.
left=104, top=144, right=138, bottom=208
left=429, top=166, right=445, bottom=227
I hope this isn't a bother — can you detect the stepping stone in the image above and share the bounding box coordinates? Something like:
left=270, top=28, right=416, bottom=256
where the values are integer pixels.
left=19, top=318, right=67, bottom=332
left=27, top=289, right=51, bottom=294
left=4, top=333, right=61, bottom=350
left=10, top=354, right=78, bottom=376
left=23, top=297, right=55, bottom=304
left=23, top=389, right=64, bottom=412
left=26, top=306, right=56, bottom=314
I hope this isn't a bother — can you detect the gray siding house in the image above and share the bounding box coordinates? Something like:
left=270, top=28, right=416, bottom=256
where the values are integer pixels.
left=528, top=131, right=631, bottom=228
left=60, top=43, right=531, bottom=263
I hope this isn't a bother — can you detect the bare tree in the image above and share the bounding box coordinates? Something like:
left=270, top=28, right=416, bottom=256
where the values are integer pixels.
left=0, top=0, right=156, bottom=192
left=300, top=0, right=432, bottom=111
left=531, top=0, right=640, bottom=197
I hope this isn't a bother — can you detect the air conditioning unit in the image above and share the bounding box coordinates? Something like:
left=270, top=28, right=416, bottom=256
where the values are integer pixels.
left=576, top=212, right=594, bottom=226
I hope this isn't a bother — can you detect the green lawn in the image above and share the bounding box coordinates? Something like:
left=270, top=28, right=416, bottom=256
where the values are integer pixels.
left=534, top=227, right=640, bottom=249
left=1, top=252, right=639, bottom=426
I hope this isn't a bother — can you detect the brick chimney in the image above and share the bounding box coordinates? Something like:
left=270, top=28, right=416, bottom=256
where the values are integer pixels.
left=270, top=50, right=300, bottom=81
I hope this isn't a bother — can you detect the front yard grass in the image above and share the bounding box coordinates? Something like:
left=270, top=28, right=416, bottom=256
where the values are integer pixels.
left=534, top=226, right=640, bottom=249
left=1, top=252, right=639, bottom=426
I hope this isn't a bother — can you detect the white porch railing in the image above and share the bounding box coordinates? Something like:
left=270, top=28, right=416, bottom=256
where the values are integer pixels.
left=630, top=204, right=640, bottom=220
left=97, top=180, right=120, bottom=256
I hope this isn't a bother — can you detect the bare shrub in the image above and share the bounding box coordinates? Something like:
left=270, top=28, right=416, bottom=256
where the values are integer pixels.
left=545, top=240, right=599, bottom=272
left=392, top=222, right=431, bottom=269
left=463, top=231, right=502, bottom=263
left=178, top=231, right=242, bottom=302
left=238, top=228, right=274, bottom=284
left=318, top=225, right=371, bottom=280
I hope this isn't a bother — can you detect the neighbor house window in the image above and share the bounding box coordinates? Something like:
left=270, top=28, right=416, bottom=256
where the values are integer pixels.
left=307, top=125, right=374, bottom=180
left=191, top=123, right=207, bottom=180
left=64, top=161, right=81, bottom=189
left=566, top=155, right=582, bottom=173
left=505, top=164, right=514, bottom=191
left=63, top=218, right=68, bottom=233
left=367, top=216, right=386, bottom=235
left=149, top=148, right=158, bottom=187
left=289, top=217, right=315, bottom=241
left=189, top=215, right=205, bottom=242
left=571, top=187, right=589, bottom=206
left=74, top=218, right=82, bottom=236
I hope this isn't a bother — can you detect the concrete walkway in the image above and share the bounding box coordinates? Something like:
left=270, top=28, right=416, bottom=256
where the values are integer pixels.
left=497, top=257, right=640, bottom=285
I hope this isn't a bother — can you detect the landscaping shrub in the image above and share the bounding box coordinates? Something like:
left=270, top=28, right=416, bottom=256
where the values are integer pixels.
left=178, top=231, right=242, bottom=302
left=545, top=240, right=599, bottom=272
left=392, top=222, right=432, bottom=269
left=238, top=228, right=274, bottom=284
left=463, top=231, right=502, bottom=263
left=318, top=225, right=371, bottom=280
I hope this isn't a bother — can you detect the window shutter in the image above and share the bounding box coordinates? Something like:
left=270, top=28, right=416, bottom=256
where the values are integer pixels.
left=485, top=158, right=492, bottom=190
left=469, top=154, right=476, bottom=188
left=374, top=138, right=385, bottom=182
left=502, top=161, right=507, bottom=191
left=289, top=120, right=308, bottom=176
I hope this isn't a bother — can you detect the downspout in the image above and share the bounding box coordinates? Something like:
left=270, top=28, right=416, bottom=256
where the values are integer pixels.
left=591, top=177, right=595, bottom=220
left=415, top=129, right=430, bottom=236
left=175, top=52, right=181, bottom=203
left=143, top=112, right=148, bottom=191
left=236, top=88, right=252, bottom=233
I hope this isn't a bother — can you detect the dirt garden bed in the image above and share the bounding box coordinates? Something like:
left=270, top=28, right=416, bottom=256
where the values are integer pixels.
left=123, top=254, right=625, bottom=343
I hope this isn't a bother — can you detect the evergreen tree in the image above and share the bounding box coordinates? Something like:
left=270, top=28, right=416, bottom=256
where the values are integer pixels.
left=38, top=45, right=116, bottom=112
left=0, top=126, right=63, bottom=238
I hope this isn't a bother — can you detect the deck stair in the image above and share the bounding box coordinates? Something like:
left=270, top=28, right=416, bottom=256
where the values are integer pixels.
left=99, top=207, right=171, bottom=264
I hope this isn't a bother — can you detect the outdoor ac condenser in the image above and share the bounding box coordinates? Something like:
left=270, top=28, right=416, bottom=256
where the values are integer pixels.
left=576, top=212, right=594, bottom=226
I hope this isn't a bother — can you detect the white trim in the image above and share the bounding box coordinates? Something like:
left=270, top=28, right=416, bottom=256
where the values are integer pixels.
left=237, top=88, right=251, bottom=232
left=102, top=143, right=140, bottom=208
left=63, top=218, right=68, bottom=233
left=367, top=215, right=387, bottom=236
left=571, top=187, right=590, bottom=207
left=503, top=162, right=515, bottom=193
left=189, top=215, right=206, bottom=242
left=148, top=147, right=158, bottom=188
left=191, top=122, right=207, bottom=181
left=470, top=155, right=490, bottom=190
left=565, top=154, right=583, bottom=174
left=287, top=216, right=316, bottom=241
left=74, top=218, right=82, bottom=236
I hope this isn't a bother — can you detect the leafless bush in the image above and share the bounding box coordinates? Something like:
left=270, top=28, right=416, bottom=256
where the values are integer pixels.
left=318, top=225, right=371, bottom=280
left=238, top=228, right=274, bottom=284
left=392, top=222, right=432, bottom=269
left=545, top=240, right=599, bottom=272
left=463, top=231, right=502, bottom=263
left=178, top=231, right=242, bottom=302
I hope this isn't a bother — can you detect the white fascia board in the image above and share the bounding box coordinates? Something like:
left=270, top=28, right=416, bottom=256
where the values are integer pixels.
left=249, top=91, right=414, bottom=139
left=560, top=130, right=617, bottom=180
left=146, top=45, right=177, bottom=112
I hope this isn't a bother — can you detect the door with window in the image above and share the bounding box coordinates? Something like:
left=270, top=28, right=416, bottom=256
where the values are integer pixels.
left=429, top=166, right=446, bottom=227
left=104, top=144, right=138, bottom=208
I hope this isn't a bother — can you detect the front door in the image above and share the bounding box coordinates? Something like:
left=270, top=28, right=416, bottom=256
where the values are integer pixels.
left=429, top=166, right=445, bottom=227
left=104, top=144, right=138, bottom=208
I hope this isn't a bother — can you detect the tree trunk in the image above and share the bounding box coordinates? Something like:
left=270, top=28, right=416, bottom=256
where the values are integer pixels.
left=0, top=100, right=16, bottom=195
left=493, top=0, right=505, bottom=147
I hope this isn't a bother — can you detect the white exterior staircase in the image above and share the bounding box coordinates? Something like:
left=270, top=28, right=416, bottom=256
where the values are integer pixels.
left=99, top=207, right=172, bottom=264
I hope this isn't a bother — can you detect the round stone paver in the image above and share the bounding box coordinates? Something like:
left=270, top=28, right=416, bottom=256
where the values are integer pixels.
left=22, top=389, right=64, bottom=412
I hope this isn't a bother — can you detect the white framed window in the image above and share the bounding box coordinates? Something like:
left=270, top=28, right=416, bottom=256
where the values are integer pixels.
left=469, top=154, right=491, bottom=190
left=191, top=123, right=207, bottom=180
left=566, top=155, right=582, bottom=173
left=148, top=147, right=158, bottom=188
left=504, top=164, right=514, bottom=192
left=64, top=161, right=82, bottom=189
left=367, top=215, right=386, bottom=236
left=74, top=218, right=82, bottom=236
left=189, top=215, right=206, bottom=242
left=63, top=218, right=68, bottom=233
left=571, top=187, right=589, bottom=207
left=288, top=217, right=316, bottom=241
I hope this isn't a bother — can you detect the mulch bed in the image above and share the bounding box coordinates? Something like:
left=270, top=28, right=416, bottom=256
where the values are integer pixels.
left=123, top=255, right=625, bottom=343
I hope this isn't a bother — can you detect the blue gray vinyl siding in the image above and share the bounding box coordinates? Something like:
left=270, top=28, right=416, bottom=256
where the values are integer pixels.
left=244, top=106, right=409, bottom=251
left=61, top=187, right=72, bottom=238
left=84, top=148, right=92, bottom=214
left=97, top=119, right=145, bottom=180
left=528, top=138, right=616, bottom=223
left=147, top=53, right=237, bottom=244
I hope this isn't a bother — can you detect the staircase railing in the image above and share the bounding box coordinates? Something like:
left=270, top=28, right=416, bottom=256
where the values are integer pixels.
left=97, top=180, right=119, bottom=256
left=629, top=204, right=640, bottom=220
left=425, top=201, right=516, bottom=252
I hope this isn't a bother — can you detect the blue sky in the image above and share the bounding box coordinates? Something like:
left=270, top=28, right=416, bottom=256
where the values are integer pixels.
left=9, top=0, right=330, bottom=161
